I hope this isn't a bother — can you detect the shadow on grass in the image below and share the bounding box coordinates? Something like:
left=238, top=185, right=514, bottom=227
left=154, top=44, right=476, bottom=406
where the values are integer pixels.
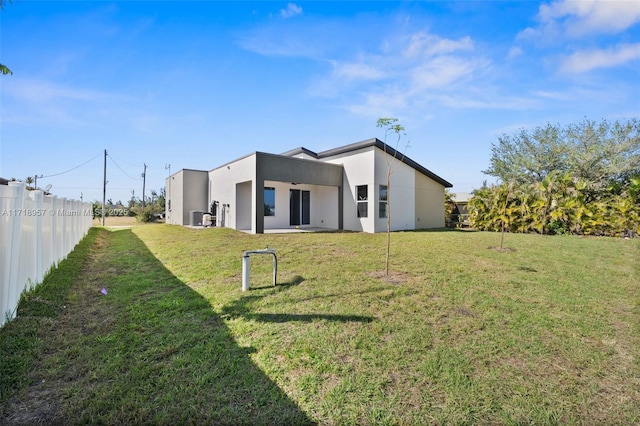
left=0, top=228, right=314, bottom=425
left=221, top=276, right=374, bottom=324
left=405, top=227, right=479, bottom=233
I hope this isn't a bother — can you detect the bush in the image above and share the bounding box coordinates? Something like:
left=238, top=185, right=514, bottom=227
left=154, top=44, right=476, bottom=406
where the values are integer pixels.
left=469, top=173, right=640, bottom=237
left=132, top=205, right=159, bottom=223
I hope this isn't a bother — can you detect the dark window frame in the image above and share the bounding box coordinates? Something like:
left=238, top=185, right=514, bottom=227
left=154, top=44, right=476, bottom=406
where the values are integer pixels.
left=379, top=185, right=388, bottom=219
left=356, top=185, right=368, bottom=218
left=264, top=187, right=276, bottom=216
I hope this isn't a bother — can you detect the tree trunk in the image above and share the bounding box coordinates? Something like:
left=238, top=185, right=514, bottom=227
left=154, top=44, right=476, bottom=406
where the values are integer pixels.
left=386, top=169, right=391, bottom=275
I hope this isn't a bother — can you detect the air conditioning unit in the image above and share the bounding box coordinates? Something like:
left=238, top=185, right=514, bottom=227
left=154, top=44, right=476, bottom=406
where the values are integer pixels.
left=189, top=210, right=204, bottom=226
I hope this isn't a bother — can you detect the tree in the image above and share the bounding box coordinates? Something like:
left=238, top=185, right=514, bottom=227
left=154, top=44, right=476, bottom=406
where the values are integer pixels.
left=376, top=117, right=409, bottom=275
left=484, top=123, right=568, bottom=184
left=0, top=1, right=13, bottom=76
left=444, top=189, right=455, bottom=227
left=484, top=118, right=640, bottom=196
left=130, top=186, right=166, bottom=222
left=565, top=118, right=640, bottom=193
left=24, top=176, right=35, bottom=190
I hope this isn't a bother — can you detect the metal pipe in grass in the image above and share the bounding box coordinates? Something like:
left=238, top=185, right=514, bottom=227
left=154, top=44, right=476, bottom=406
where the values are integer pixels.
left=242, top=248, right=277, bottom=291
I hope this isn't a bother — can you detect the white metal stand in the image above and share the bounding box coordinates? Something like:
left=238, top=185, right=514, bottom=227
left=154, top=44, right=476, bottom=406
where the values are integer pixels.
left=242, top=248, right=277, bottom=291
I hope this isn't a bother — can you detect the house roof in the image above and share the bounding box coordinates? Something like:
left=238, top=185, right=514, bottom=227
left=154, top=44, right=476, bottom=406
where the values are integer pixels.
left=453, top=192, right=472, bottom=203
left=283, top=138, right=453, bottom=188
left=279, top=147, right=319, bottom=158
left=167, top=168, right=208, bottom=178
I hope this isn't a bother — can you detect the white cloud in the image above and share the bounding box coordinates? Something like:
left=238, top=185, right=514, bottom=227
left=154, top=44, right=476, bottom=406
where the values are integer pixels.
left=344, top=88, right=410, bottom=118
left=403, top=32, right=474, bottom=58
left=541, top=0, right=640, bottom=36
left=520, top=0, right=640, bottom=39
left=559, top=43, right=640, bottom=73
left=331, top=61, right=386, bottom=81
left=532, top=90, right=573, bottom=101
left=237, top=20, right=342, bottom=58
left=240, top=19, right=530, bottom=118
left=321, top=30, right=500, bottom=118
left=508, top=46, right=523, bottom=59
left=5, top=78, right=125, bottom=104
left=280, top=3, right=302, bottom=19
left=1, top=78, right=132, bottom=126
left=409, top=56, right=485, bottom=91
left=324, top=33, right=497, bottom=119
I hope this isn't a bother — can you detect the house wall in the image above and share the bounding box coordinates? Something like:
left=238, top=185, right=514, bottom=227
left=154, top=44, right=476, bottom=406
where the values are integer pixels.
left=262, top=181, right=340, bottom=230
left=374, top=149, right=416, bottom=232
left=183, top=170, right=209, bottom=225
left=200, top=141, right=448, bottom=233
left=209, top=154, right=257, bottom=231
left=254, top=153, right=343, bottom=233
left=323, top=146, right=375, bottom=232
left=165, top=172, right=182, bottom=225
left=165, top=169, right=208, bottom=226
left=263, top=180, right=289, bottom=229
left=210, top=153, right=342, bottom=233
left=236, top=181, right=252, bottom=230
left=415, top=173, right=445, bottom=228
left=315, top=185, right=339, bottom=229
left=323, top=145, right=445, bottom=233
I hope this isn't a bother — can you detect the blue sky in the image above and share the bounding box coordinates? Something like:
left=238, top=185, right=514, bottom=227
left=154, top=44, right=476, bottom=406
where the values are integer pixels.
left=1, top=1, right=639, bottom=204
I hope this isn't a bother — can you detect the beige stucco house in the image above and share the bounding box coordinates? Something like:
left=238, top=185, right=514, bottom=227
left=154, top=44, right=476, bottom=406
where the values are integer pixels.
left=165, top=138, right=452, bottom=233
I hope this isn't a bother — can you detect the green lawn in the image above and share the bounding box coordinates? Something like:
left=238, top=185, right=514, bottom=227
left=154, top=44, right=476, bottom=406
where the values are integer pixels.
left=1, top=225, right=639, bottom=424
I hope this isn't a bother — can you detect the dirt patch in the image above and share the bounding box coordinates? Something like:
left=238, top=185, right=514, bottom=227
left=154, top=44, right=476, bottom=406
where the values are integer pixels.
left=1, top=385, right=63, bottom=425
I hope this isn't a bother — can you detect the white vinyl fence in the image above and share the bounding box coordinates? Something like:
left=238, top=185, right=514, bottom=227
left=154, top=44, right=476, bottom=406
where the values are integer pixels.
left=1, top=181, right=93, bottom=327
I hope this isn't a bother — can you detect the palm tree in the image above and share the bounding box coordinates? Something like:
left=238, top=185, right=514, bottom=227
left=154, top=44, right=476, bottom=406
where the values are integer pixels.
left=24, top=176, right=35, bottom=190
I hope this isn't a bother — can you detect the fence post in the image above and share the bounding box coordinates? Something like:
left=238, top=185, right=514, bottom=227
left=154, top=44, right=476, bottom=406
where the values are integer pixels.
left=3, top=182, right=25, bottom=323
left=42, top=195, right=52, bottom=272
left=60, top=197, right=67, bottom=261
left=50, top=195, right=59, bottom=266
left=29, top=190, right=44, bottom=287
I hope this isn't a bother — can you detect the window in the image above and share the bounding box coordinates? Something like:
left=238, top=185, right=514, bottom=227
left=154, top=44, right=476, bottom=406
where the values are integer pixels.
left=356, top=185, right=368, bottom=218
left=264, top=187, right=275, bottom=216
left=379, top=185, right=388, bottom=218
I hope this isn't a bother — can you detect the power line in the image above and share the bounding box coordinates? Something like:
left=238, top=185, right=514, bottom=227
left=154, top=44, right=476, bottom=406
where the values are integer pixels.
left=105, top=152, right=173, bottom=171
left=108, top=154, right=142, bottom=181
left=42, top=151, right=103, bottom=178
left=108, top=152, right=143, bottom=169
left=53, top=186, right=103, bottom=190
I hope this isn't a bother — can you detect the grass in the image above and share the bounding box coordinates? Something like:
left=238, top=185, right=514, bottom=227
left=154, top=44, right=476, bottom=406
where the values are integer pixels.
left=1, top=225, right=639, bottom=424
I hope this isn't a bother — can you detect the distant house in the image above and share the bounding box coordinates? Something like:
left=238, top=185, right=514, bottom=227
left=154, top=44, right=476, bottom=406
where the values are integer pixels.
left=166, top=138, right=452, bottom=233
left=450, top=192, right=472, bottom=227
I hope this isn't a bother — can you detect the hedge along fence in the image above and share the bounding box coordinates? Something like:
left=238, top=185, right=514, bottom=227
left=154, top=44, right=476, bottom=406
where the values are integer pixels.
left=0, top=181, right=93, bottom=327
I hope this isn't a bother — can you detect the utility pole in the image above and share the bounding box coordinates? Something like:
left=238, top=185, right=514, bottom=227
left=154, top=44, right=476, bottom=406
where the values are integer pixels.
left=34, top=174, right=43, bottom=190
left=165, top=163, right=171, bottom=176
left=142, top=163, right=147, bottom=208
left=102, top=149, right=107, bottom=226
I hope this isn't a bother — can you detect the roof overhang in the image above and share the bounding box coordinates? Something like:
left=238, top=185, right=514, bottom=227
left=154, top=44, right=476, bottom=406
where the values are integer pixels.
left=318, top=138, right=453, bottom=188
